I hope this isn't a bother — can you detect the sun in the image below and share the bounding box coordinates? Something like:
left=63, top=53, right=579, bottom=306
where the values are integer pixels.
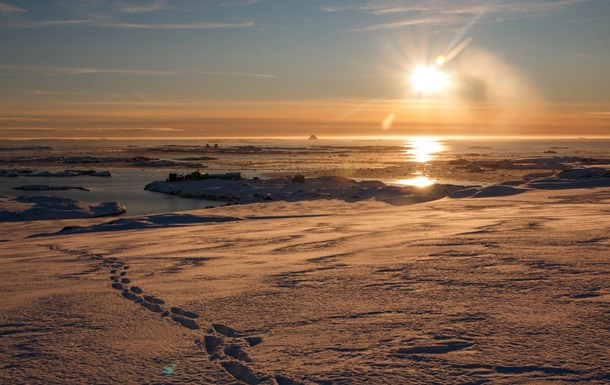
left=410, top=66, right=448, bottom=94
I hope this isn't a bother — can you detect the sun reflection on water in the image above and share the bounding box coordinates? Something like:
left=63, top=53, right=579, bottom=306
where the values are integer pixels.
left=397, top=138, right=444, bottom=187
left=395, top=174, right=435, bottom=187
left=406, top=137, right=444, bottom=163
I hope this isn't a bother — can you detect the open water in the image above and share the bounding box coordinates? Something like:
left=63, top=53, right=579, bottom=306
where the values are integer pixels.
left=1, top=137, right=609, bottom=216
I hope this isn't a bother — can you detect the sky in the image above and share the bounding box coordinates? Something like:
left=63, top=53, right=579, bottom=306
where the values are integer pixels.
left=0, top=0, right=609, bottom=139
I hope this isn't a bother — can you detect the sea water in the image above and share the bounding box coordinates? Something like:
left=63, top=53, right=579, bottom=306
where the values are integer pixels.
left=0, top=169, right=221, bottom=216
left=2, top=137, right=609, bottom=216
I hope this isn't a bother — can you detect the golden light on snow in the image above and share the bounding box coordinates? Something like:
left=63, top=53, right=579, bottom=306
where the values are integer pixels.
left=410, top=66, right=448, bottom=94
left=406, top=137, right=444, bottom=163
left=396, top=174, right=435, bottom=188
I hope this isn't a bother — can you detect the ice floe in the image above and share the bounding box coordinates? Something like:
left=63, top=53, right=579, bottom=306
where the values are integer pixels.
left=145, top=175, right=470, bottom=206
left=0, top=195, right=126, bottom=221
left=13, top=185, right=90, bottom=191
left=450, top=167, right=610, bottom=198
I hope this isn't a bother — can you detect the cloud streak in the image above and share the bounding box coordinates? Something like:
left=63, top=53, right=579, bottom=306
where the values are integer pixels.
left=113, top=1, right=173, bottom=14
left=0, top=117, right=43, bottom=122
left=100, top=20, right=254, bottom=29
left=0, top=65, right=179, bottom=76
left=323, top=0, right=596, bottom=31
left=0, top=2, right=26, bottom=16
left=0, top=18, right=254, bottom=29
left=0, top=65, right=275, bottom=79
left=218, top=0, right=260, bottom=7
left=0, top=127, right=182, bottom=132
left=193, top=71, right=276, bottom=79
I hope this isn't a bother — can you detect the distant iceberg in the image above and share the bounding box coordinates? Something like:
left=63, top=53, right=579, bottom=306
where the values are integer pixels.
left=308, top=134, right=319, bottom=140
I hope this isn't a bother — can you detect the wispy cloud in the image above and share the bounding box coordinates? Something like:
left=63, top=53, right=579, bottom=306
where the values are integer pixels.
left=193, top=71, right=276, bottom=79
left=0, top=64, right=179, bottom=76
left=77, top=127, right=183, bottom=132
left=0, top=117, right=43, bottom=122
left=0, top=18, right=254, bottom=29
left=0, top=65, right=275, bottom=79
left=27, top=90, right=85, bottom=96
left=351, top=17, right=446, bottom=32
left=0, top=2, right=26, bottom=16
left=323, top=0, right=596, bottom=31
left=0, top=127, right=183, bottom=132
left=218, top=0, right=260, bottom=7
left=113, top=1, right=172, bottom=14
left=103, top=20, right=254, bottom=29
left=0, top=1, right=254, bottom=30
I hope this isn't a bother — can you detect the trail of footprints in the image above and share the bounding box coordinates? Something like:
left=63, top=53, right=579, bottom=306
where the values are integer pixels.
left=47, top=245, right=302, bottom=385
left=101, top=256, right=304, bottom=385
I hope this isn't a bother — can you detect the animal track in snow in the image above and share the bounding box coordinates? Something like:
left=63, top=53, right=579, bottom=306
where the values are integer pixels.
left=220, top=360, right=261, bottom=385
left=213, top=323, right=237, bottom=337
left=171, top=315, right=200, bottom=330
left=170, top=307, right=199, bottom=319
left=143, top=295, right=164, bottom=305
left=47, top=246, right=301, bottom=385
left=129, top=286, right=143, bottom=294
left=395, top=340, right=474, bottom=355
left=224, top=344, right=252, bottom=362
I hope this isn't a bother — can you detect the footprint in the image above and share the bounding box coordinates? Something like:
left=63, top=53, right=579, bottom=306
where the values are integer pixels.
left=111, top=283, right=124, bottom=290
left=141, top=301, right=164, bottom=313
left=275, top=375, right=304, bottom=385
left=121, top=290, right=139, bottom=301
left=170, top=307, right=199, bottom=319
left=143, top=295, right=165, bottom=305
left=202, top=335, right=223, bottom=354
left=396, top=340, right=474, bottom=355
left=119, top=272, right=127, bottom=277
left=172, top=316, right=200, bottom=330
left=213, top=323, right=237, bottom=337
left=123, top=265, right=130, bottom=270
left=224, top=345, right=252, bottom=362
left=244, top=337, right=263, bottom=347
left=109, top=276, right=118, bottom=281
left=571, top=292, right=601, bottom=299
left=120, top=278, right=130, bottom=284
left=220, top=361, right=260, bottom=385
left=110, top=269, right=117, bottom=274
left=130, top=286, right=143, bottom=294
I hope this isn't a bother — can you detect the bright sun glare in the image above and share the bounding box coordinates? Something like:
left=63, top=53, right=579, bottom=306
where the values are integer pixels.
left=407, top=137, right=444, bottom=163
left=410, top=66, right=448, bottom=93
left=396, top=138, right=444, bottom=188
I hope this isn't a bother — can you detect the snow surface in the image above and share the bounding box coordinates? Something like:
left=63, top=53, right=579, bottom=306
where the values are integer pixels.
left=0, top=195, right=126, bottom=221
left=449, top=167, right=610, bottom=198
left=1, top=168, right=609, bottom=384
left=145, top=175, right=470, bottom=206
left=146, top=168, right=610, bottom=206
left=13, top=185, right=90, bottom=191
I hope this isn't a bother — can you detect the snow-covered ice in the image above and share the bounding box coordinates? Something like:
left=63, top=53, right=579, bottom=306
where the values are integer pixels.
left=144, top=175, right=470, bottom=206
left=0, top=195, right=126, bottom=221
left=13, top=185, right=90, bottom=191
left=1, top=167, right=609, bottom=384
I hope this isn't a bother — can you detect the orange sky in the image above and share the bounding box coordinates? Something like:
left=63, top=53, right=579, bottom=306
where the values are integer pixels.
left=2, top=99, right=609, bottom=139
left=1, top=1, right=609, bottom=138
